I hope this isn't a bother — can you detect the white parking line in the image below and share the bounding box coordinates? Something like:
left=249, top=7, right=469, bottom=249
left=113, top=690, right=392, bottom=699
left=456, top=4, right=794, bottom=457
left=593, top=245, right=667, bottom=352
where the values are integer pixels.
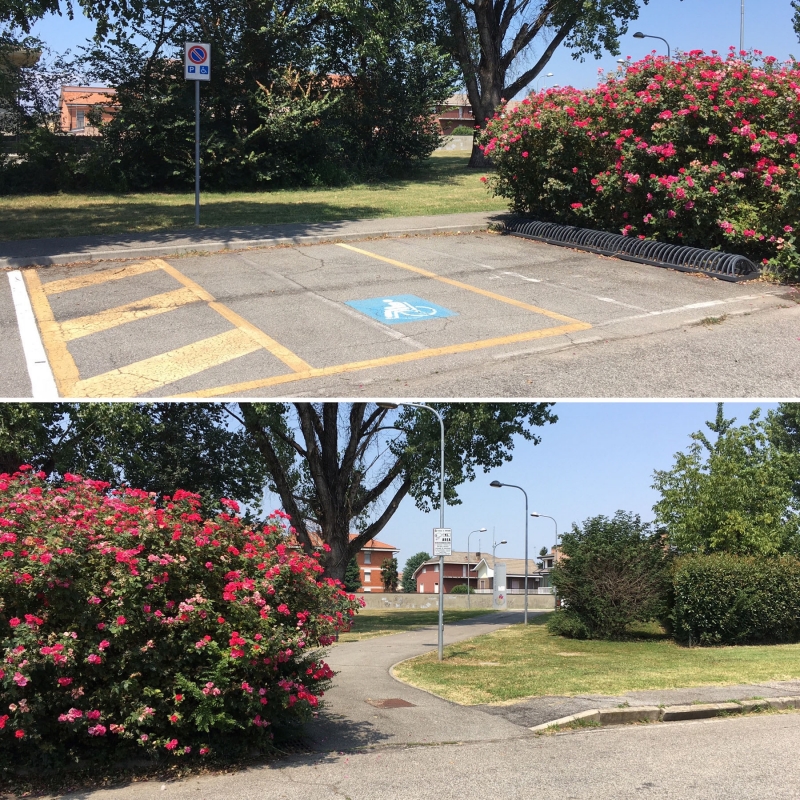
left=502, top=271, right=542, bottom=283
left=599, top=294, right=771, bottom=327
left=7, top=271, right=58, bottom=399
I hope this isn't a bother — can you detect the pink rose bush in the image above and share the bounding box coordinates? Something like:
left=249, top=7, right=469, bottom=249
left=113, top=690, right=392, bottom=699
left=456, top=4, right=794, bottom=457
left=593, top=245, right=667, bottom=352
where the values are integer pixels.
left=0, top=469, right=361, bottom=769
left=481, top=49, right=800, bottom=278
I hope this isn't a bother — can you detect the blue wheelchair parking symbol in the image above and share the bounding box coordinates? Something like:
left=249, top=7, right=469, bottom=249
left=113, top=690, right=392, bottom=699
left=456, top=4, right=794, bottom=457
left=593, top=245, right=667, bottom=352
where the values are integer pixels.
left=200, top=66, right=209, bottom=74
left=346, top=295, right=456, bottom=325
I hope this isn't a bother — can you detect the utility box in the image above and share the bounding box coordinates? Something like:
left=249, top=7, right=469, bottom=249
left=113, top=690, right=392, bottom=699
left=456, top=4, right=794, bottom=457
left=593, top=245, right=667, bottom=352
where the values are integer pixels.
left=493, top=562, right=507, bottom=610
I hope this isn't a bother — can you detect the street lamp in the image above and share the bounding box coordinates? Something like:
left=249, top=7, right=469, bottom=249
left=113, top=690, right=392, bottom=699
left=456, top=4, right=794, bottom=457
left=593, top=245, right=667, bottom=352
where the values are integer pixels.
left=466, top=527, right=487, bottom=608
left=377, top=402, right=446, bottom=661
left=531, top=512, right=558, bottom=606
left=633, top=31, right=671, bottom=60
left=490, top=480, right=530, bottom=624
left=492, top=538, right=507, bottom=567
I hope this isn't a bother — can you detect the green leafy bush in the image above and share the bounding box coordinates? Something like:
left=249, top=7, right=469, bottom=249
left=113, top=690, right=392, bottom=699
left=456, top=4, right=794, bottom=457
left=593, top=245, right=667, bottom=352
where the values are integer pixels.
left=481, top=50, right=800, bottom=279
left=671, top=553, right=800, bottom=645
left=449, top=125, right=474, bottom=136
left=0, top=468, right=361, bottom=771
left=550, top=511, right=672, bottom=639
left=546, top=609, right=590, bottom=639
left=449, top=584, right=475, bottom=594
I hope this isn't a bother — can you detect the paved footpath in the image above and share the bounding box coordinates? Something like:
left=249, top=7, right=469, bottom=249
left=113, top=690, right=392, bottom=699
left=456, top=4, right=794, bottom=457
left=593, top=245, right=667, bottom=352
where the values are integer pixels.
left=0, top=212, right=508, bottom=268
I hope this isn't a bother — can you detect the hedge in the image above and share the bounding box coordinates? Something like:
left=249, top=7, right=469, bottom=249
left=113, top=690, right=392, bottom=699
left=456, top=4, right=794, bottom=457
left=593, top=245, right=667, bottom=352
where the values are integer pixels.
left=671, top=553, right=800, bottom=645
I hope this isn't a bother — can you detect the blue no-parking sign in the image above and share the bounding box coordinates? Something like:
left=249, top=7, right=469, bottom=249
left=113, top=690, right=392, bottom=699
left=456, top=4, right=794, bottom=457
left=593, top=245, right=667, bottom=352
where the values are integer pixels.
left=346, top=294, right=456, bottom=325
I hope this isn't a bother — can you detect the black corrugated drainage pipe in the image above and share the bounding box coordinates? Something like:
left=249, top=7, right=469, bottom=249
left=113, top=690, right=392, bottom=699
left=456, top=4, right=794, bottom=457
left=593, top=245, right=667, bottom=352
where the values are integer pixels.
left=506, top=219, right=760, bottom=282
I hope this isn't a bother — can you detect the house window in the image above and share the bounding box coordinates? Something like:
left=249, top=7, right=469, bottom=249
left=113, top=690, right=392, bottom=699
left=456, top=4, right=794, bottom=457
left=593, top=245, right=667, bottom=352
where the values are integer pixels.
left=364, top=551, right=371, bottom=564
left=363, top=570, right=371, bottom=582
left=76, top=110, right=85, bottom=129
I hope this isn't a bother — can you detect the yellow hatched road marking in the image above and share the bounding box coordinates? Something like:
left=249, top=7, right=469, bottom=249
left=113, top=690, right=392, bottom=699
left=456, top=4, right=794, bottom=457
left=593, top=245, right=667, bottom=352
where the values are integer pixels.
left=71, top=329, right=262, bottom=398
left=23, top=270, right=81, bottom=396
left=336, top=243, right=584, bottom=325
left=41, top=261, right=161, bottom=296
left=152, top=259, right=312, bottom=373
left=174, top=321, right=592, bottom=398
left=58, top=288, right=200, bottom=341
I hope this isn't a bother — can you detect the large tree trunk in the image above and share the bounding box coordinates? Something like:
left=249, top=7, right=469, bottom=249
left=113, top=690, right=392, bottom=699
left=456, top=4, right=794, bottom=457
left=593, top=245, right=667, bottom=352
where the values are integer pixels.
left=468, top=137, right=489, bottom=168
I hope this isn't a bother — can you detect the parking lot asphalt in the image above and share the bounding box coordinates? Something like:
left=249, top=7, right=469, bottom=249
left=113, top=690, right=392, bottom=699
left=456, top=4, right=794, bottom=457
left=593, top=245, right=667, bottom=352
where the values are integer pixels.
left=1, top=230, right=796, bottom=399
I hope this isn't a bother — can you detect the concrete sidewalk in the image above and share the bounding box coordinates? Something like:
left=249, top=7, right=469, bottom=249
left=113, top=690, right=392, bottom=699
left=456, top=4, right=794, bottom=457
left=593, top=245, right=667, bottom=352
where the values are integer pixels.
left=0, top=211, right=511, bottom=268
left=311, top=611, right=800, bottom=751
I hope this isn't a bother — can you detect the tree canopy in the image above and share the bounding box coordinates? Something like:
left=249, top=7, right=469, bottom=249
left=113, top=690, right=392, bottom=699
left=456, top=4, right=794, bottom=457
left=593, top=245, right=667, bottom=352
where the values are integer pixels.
left=652, top=404, right=800, bottom=557
left=233, top=402, right=556, bottom=581
left=0, top=403, right=270, bottom=514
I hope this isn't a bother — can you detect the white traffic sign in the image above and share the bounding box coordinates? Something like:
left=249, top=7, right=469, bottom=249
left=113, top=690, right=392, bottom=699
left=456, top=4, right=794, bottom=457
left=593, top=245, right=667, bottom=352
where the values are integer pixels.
left=433, top=528, right=452, bottom=556
left=184, top=43, right=211, bottom=81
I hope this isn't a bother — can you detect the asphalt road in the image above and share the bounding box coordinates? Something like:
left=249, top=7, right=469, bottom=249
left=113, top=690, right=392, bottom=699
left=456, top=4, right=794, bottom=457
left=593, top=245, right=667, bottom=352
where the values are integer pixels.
left=2, top=232, right=798, bottom=399
left=64, top=708, right=800, bottom=800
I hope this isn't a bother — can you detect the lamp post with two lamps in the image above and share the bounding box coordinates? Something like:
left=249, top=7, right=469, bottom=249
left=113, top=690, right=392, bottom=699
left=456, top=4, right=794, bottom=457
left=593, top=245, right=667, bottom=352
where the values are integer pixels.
left=466, top=527, right=487, bottom=608
left=489, top=480, right=530, bottom=624
left=377, top=402, right=446, bottom=661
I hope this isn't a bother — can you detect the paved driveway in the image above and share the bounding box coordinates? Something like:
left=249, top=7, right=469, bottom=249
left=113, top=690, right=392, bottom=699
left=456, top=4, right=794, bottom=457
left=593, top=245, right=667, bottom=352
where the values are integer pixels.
left=2, top=232, right=797, bottom=398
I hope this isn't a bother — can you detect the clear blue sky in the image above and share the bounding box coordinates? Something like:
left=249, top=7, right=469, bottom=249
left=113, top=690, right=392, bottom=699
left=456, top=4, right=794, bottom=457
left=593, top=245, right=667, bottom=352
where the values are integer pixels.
left=257, top=401, right=777, bottom=572
left=28, top=0, right=799, bottom=90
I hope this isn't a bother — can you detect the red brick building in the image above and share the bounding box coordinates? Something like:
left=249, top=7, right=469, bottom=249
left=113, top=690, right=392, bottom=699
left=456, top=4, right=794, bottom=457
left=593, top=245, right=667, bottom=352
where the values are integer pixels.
left=351, top=535, right=399, bottom=592
left=412, top=551, right=482, bottom=593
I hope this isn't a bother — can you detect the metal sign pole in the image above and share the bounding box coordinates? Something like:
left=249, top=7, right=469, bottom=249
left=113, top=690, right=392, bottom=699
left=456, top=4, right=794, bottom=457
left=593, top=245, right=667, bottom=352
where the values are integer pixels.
left=195, top=79, right=200, bottom=226
left=184, top=42, right=210, bottom=228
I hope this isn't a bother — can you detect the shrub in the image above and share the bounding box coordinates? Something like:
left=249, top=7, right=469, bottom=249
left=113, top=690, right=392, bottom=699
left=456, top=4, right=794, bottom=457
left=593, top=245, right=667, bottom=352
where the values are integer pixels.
left=551, top=511, right=672, bottom=639
left=449, top=584, right=475, bottom=594
left=546, top=609, right=590, bottom=639
left=481, top=49, right=800, bottom=279
left=671, top=553, right=800, bottom=645
left=450, top=125, right=474, bottom=136
left=0, top=468, right=361, bottom=771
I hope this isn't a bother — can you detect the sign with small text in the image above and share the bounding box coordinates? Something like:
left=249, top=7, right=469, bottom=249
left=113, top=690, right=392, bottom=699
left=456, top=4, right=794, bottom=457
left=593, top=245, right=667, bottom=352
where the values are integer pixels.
left=184, top=43, right=211, bottom=80
left=433, top=528, right=452, bottom=556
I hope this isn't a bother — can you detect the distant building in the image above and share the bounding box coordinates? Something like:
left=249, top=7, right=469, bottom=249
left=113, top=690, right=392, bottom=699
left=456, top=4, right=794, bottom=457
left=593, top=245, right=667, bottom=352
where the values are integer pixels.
left=287, top=529, right=399, bottom=593
left=58, top=86, right=117, bottom=135
left=436, top=93, right=474, bottom=135
left=413, top=547, right=561, bottom=594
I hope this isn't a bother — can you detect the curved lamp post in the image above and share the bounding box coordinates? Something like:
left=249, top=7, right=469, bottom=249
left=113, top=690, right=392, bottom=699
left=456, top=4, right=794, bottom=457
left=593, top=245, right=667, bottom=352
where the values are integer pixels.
left=466, top=527, right=487, bottom=607
left=633, top=31, right=671, bottom=59
left=489, top=480, right=530, bottom=624
left=378, top=402, right=446, bottom=661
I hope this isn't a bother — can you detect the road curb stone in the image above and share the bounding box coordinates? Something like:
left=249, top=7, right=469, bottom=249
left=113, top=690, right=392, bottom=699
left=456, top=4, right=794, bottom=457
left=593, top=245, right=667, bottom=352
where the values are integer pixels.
left=530, top=695, right=800, bottom=733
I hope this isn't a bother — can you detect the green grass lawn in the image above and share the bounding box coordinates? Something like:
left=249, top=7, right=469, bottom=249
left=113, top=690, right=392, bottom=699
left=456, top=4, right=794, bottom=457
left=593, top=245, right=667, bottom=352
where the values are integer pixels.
left=337, top=608, right=495, bottom=642
left=0, top=153, right=506, bottom=242
left=392, top=613, right=800, bottom=704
